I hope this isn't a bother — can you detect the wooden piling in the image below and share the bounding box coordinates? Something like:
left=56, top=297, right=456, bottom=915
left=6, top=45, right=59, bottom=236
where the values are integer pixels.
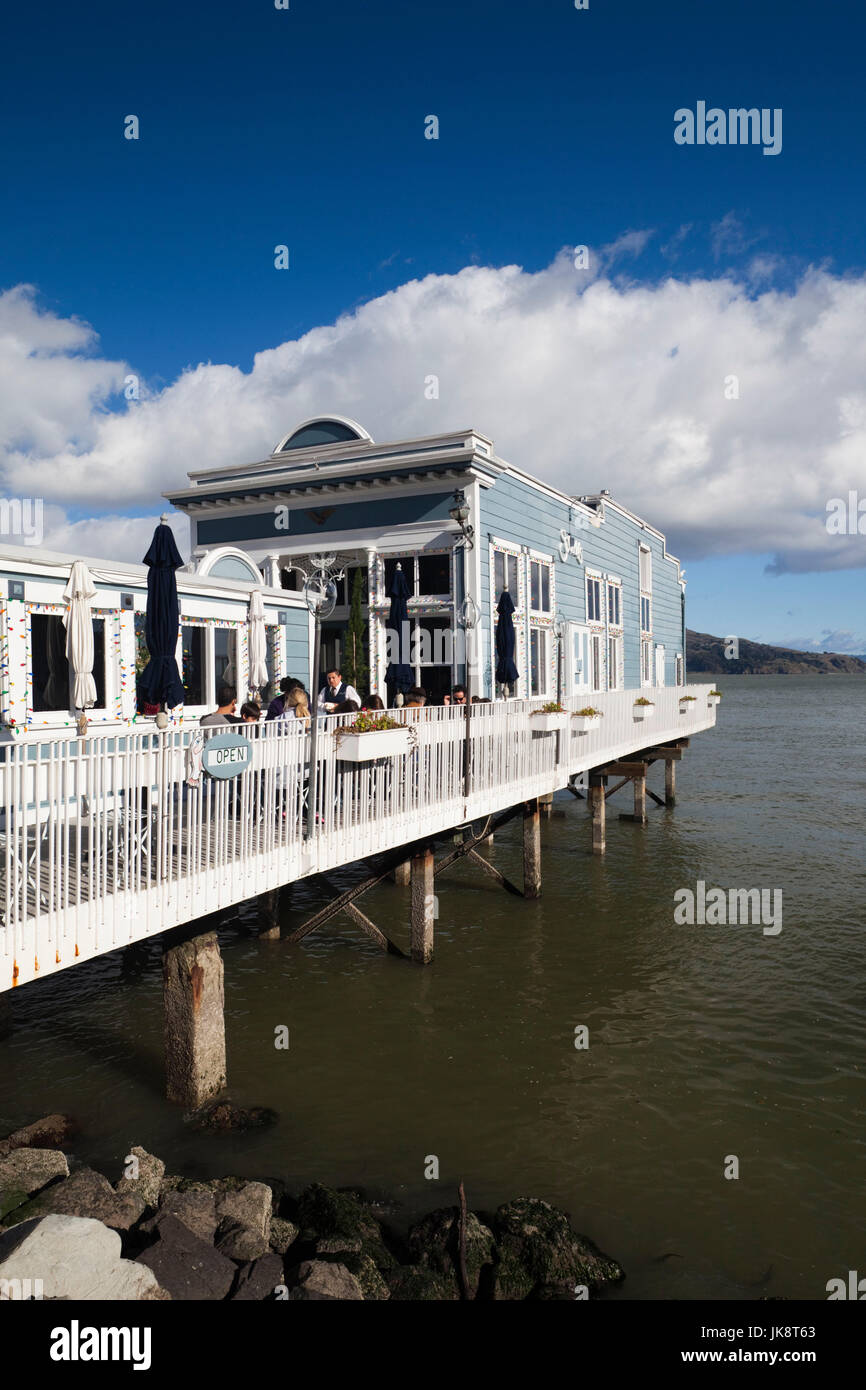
left=539, top=793, right=554, bottom=821
left=523, top=799, right=541, bottom=898
left=389, top=860, right=411, bottom=886
left=589, top=776, right=606, bottom=855
left=665, top=759, right=676, bottom=806
left=410, top=847, right=435, bottom=964
left=163, top=931, right=227, bottom=1108
left=259, top=887, right=281, bottom=940
left=633, top=771, right=647, bottom=824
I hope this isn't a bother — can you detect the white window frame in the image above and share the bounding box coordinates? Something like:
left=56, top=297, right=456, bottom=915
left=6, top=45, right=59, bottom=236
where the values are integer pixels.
left=527, top=548, right=554, bottom=618
left=27, top=603, right=115, bottom=724
left=607, top=633, right=623, bottom=690
left=489, top=537, right=525, bottom=696
left=586, top=568, right=604, bottom=627
left=529, top=625, right=552, bottom=698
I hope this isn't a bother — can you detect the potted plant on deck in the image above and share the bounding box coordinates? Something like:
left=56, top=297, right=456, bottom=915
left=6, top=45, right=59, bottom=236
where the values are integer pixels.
left=572, top=705, right=603, bottom=734
left=678, top=693, right=697, bottom=714
left=633, top=696, right=655, bottom=721
left=334, top=711, right=413, bottom=762
left=707, top=689, right=723, bottom=707
left=530, top=701, right=569, bottom=732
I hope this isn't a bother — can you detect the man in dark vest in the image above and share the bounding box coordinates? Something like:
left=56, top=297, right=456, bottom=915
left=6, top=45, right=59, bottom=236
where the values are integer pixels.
left=317, top=667, right=361, bottom=713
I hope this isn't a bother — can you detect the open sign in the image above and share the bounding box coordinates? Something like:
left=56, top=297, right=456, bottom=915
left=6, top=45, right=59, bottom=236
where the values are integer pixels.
left=201, top=732, right=253, bottom=779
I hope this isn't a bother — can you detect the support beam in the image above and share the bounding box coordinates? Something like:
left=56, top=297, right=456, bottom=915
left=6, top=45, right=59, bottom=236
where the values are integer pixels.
left=465, top=847, right=524, bottom=897
left=539, top=793, right=554, bottom=821
left=389, top=860, right=411, bottom=886
left=523, top=799, right=541, bottom=898
left=410, top=847, right=436, bottom=964
left=163, top=931, right=226, bottom=1109
left=589, top=777, right=606, bottom=855
left=639, top=747, right=684, bottom=761
left=604, top=777, right=631, bottom=801
left=665, top=759, right=676, bottom=806
left=646, top=785, right=666, bottom=808
left=259, top=887, right=281, bottom=940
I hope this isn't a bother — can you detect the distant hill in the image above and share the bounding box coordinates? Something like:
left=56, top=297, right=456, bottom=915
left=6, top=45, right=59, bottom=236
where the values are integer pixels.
left=686, top=629, right=866, bottom=675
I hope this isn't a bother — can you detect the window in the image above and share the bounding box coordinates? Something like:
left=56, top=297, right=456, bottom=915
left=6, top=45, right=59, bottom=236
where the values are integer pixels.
left=640, top=595, right=652, bottom=632
left=31, top=613, right=106, bottom=712
left=607, top=634, right=622, bottom=690
left=641, top=637, right=653, bottom=686
left=213, top=627, right=238, bottom=690
left=639, top=545, right=652, bottom=593
left=529, top=558, right=552, bottom=613
left=493, top=550, right=519, bottom=602
left=675, top=653, right=685, bottom=686
left=182, top=624, right=206, bottom=705
left=587, top=575, right=603, bottom=623
left=530, top=627, right=550, bottom=697
left=383, top=553, right=451, bottom=599
left=590, top=633, right=603, bottom=692
left=607, top=582, right=621, bottom=627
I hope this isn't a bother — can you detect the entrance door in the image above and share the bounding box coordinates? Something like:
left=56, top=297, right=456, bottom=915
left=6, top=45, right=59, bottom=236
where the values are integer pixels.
left=565, top=623, right=590, bottom=697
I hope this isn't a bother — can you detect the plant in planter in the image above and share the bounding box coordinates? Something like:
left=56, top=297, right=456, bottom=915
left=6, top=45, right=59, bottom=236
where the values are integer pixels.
left=335, top=711, right=414, bottom=761
left=572, top=705, right=603, bottom=733
left=679, top=693, right=697, bottom=711
left=707, top=689, right=723, bottom=706
left=530, top=700, right=569, bottom=731
left=633, top=696, right=655, bottom=720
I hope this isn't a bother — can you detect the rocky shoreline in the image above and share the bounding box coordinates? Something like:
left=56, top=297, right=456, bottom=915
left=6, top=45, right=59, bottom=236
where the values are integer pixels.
left=0, top=1114, right=625, bottom=1301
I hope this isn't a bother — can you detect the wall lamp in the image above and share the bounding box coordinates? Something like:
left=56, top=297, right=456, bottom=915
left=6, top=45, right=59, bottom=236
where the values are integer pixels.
left=449, top=489, right=475, bottom=549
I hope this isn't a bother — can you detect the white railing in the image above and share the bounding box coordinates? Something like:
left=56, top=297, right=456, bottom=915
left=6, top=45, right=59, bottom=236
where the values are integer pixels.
left=0, top=686, right=716, bottom=990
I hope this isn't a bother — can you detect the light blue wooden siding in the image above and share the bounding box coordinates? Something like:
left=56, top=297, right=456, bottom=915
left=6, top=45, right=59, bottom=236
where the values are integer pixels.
left=479, top=475, right=684, bottom=690
left=282, top=611, right=310, bottom=689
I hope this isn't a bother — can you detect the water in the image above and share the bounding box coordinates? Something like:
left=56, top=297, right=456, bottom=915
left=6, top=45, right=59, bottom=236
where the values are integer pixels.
left=2, top=675, right=864, bottom=1299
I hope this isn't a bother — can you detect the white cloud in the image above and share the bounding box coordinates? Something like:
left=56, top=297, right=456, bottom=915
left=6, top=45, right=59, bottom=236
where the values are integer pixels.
left=1, top=257, right=865, bottom=575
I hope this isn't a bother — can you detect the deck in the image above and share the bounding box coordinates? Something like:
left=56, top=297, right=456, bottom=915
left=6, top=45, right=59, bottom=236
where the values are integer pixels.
left=0, top=686, right=717, bottom=991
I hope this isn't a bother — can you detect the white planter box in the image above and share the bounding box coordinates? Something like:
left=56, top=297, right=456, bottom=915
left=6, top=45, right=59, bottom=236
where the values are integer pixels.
left=530, top=712, right=569, bottom=732
left=633, top=705, right=655, bottom=721
left=707, top=694, right=722, bottom=707
left=572, top=715, right=601, bottom=734
left=679, top=700, right=697, bottom=714
left=335, top=728, right=412, bottom=761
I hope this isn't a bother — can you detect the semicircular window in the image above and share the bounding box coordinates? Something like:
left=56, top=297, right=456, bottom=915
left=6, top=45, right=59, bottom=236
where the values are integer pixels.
left=280, top=420, right=362, bottom=451
left=208, top=555, right=261, bottom=581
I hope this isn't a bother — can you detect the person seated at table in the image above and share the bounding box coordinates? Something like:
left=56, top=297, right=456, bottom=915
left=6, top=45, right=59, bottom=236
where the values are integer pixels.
left=361, top=694, right=385, bottom=711
left=239, top=701, right=262, bottom=723
left=266, top=675, right=305, bottom=721
left=317, top=668, right=361, bottom=712
left=333, top=699, right=360, bottom=714
left=406, top=684, right=427, bottom=706
left=280, top=687, right=311, bottom=731
left=451, top=685, right=467, bottom=705
left=200, top=685, right=237, bottom=726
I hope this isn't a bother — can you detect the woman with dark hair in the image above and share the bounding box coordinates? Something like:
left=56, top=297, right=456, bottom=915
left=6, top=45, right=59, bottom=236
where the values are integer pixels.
left=239, top=701, right=262, bottom=723
left=361, top=693, right=385, bottom=711
left=333, top=699, right=360, bottom=715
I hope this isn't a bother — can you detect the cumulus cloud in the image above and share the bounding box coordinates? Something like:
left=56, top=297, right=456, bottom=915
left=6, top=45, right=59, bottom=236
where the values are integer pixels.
left=1, top=255, right=865, bottom=575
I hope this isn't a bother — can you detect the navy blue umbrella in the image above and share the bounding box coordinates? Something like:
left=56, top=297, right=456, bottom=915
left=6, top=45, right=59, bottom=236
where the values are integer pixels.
left=384, top=563, right=414, bottom=697
left=138, top=520, right=185, bottom=710
left=495, top=589, right=519, bottom=688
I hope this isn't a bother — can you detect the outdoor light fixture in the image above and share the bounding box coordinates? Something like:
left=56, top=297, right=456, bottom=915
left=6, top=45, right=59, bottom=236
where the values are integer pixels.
left=449, top=489, right=475, bottom=549
left=457, top=594, right=480, bottom=630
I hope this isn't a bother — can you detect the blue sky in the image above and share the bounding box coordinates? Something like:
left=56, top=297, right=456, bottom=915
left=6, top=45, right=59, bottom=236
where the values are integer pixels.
left=1, top=0, right=864, bottom=651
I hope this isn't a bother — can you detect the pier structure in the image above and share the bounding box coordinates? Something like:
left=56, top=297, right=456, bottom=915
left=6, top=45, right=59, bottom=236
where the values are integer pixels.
left=0, top=689, right=715, bottom=1105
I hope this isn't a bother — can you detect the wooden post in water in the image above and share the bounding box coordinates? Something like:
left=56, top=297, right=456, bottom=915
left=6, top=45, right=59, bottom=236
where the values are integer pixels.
left=410, top=847, right=435, bottom=963
left=259, top=887, right=281, bottom=939
left=539, top=792, right=554, bottom=821
left=389, top=860, right=411, bottom=886
left=163, top=931, right=227, bottom=1108
left=665, top=759, right=676, bottom=806
left=523, top=798, right=541, bottom=898
left=633, top=770, right=647, bottom=825
left=589, top=776, right=606, bottom=855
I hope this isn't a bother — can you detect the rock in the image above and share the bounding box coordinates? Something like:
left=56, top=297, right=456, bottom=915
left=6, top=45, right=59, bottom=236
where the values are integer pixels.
left=216, top=1181, right=271, bottom=1244
left=135, top=1214, right=237, bottom=1300
left=492, top=1198, right=624, bottom=1300
left=407, top=1207, right=495, bottom=1298
left=215, top=1219, right=269, bottom=1262
left=142, top=1190, right=218, bottom=1245
left=3, top=1168, right=145, bottom=1234
left=0, top=1115, right=76, bottom=1159
left=230, top=1252, right=285, bottom=1301
left=0, top=1214, right=164, bottom=1300
left=194, top=1102, right=278, bottom=1133
left=288, top=1259, right=363, bottom=1301
left=296, top=1184, right=395, bottom=1278
left=316, top=1235, right=362, bottom=1256
left=349, top=1254, right=390, bottom=1300
left=0, top=1149, right=69, bottom=1222
left=387, top=1265, right=460, bottom=1301
left=269, top=1217, right=299, bottom=1255
left=115, top=1147, right=164, bottom=1209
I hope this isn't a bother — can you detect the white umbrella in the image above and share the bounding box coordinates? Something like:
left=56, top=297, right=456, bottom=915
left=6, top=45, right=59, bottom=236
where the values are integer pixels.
left=62, top=561, right=97, bottom=709
left=248, top=588, right=268, bottom=692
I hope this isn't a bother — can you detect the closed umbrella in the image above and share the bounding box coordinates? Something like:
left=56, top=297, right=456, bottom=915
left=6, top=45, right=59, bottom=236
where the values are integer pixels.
left=248, top=589, right=268, bottom=692
left=62, top=561, right=97, bottom=709
left=495, top=589, right=519, bottom=692
left=384, top=563, right=413, bottom=702
left=138, top=518, right=185, bottom=711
